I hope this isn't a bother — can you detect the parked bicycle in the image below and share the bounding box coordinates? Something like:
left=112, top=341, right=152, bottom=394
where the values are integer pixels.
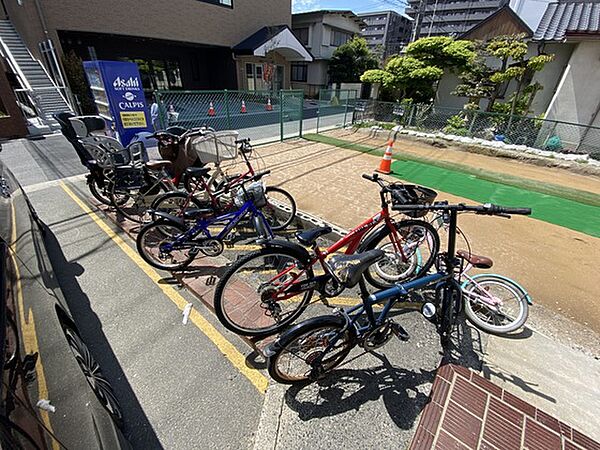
left=431, top=209, right=532, bottom=334
left=213, top=173, right=440, bottom=337
left=265, top=202, right=531, bottom=384
left=136, top=171, right=274, bottom=270
left=152, top=137, right=296, bottom=231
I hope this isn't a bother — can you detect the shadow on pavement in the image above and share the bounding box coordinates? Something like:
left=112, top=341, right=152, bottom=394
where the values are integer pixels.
left=283, top=353, right=435, bottom=430
left=42, top=223, right=163, bottom=449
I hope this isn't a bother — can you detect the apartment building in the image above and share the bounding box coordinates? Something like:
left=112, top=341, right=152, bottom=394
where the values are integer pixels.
left=0, top=0, right=311, bottom=128
left=358, top=10, right=413, bottom=59
left=408, top=0, right=509, bottom=39
left=291, top=10, right=363, bottom=97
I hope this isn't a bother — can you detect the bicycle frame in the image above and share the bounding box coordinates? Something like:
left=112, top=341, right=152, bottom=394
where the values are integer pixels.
left=264, top=208, right=407, bottom=301
left=162, top=198, right=272, bottom=252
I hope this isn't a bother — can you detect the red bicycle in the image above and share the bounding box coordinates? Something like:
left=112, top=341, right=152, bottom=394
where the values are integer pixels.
left=213, top=173, right=440, bottom=336
left=150, top=138, right=297, bottom=231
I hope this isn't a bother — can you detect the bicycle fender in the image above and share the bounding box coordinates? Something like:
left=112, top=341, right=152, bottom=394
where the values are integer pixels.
left=462, top=274, right=533, bottom=305
left=257, top=239, right=312, bottom=267
left=264, top=315, right=349, bottom=357
left=152, top=211, right=186, bottom=228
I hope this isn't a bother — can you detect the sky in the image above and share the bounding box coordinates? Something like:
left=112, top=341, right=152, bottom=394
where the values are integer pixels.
left=292, top=0, right=407, bottom=15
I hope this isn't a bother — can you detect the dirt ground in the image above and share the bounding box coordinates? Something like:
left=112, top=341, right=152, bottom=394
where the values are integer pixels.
left=245, top=138, right=600, bottom=336
left=327, top=128, right=600, bottom=196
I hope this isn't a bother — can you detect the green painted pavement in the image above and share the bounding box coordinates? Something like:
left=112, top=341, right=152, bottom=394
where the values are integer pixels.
left=390, top=160, right=600, bottom=238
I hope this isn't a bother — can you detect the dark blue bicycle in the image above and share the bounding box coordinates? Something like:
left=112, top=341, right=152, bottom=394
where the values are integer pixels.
left=136, top=171, right=273, bottom=270
left=265, top=202, right=531, bottom=384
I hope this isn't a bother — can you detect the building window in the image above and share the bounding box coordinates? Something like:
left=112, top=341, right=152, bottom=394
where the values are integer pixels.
left=124, top=58, right=183, bottom=97
left=197, top=0, right=233, bottom=7
left=330, top=29, right=352, bottom=47
left=291, top=63, right=308, bottom=82
left=293, top=27, right=309, bottom=46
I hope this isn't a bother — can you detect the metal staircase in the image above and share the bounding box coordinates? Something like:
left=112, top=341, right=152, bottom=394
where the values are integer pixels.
left=0, top=19, right=72, bottom=131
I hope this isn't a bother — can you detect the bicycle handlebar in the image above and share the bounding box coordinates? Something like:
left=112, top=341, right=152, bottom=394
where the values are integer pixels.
left=392, top=202, right=531, bottom=217
left=250, top=170, right=271, bottom=182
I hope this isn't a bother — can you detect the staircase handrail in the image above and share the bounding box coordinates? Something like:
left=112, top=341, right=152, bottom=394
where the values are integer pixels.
left=33, top=53, right=74, bottom=112
left=0, top=36, right=33, bottom=91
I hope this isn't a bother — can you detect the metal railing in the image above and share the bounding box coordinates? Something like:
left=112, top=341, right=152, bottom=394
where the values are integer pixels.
left=155, top=89, right=304, bottom=144
left=348, top=101, right=600, bottom=156
left=314, top=89, right=358, bottom=134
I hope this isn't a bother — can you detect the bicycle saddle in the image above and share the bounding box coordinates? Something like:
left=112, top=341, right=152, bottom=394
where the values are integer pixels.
left=185, top=167, right=211, bottom=177
left=457, top=250, right=493, bottom=269
left=329, top=249, right=385, bottom=288
left=295, top=226, right=332, bottom=246
left=145, top=160, right=173, bottom=171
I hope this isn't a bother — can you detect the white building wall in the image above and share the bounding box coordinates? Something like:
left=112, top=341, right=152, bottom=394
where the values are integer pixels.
left=544, top=42, right=600, bottom=125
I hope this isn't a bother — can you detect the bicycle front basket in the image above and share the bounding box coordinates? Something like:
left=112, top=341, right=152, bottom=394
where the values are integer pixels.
left=113, top=166, right=144, bottom=191
left=234, top=182, right=267, bottom=208
left=390, top=184, right=437, bottom=218
left=191, top=130, right=239, bottom=164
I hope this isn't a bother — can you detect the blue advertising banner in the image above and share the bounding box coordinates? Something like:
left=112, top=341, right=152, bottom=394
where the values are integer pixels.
left=83, top=60, right=152, bottom=146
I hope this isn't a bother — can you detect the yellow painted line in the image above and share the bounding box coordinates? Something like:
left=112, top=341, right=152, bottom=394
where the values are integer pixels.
left=9, top=203, right=60, bottom=450
left=60, top=182, right=268, bottom=394
left=224, top=244, right=262, bottom=252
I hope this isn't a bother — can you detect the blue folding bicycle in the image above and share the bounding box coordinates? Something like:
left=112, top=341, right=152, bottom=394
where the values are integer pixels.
left=136, top=170, right=274, bottom=270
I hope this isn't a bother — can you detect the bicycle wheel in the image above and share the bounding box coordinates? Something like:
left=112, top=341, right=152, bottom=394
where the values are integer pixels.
left=152, top=192, right=212, bottom=219
left=462, top=275, right=529, bottom=334
left=214, top=247, right=315, bottom=337
left=361, top=220, right=440, bottom=289
left=262, top=187, right=297, bottom=231
left=111, top=177, right=169, bottom=224
left=136, top=221, right=195, bottom=270
left=268, top=316, right=356, bottom=384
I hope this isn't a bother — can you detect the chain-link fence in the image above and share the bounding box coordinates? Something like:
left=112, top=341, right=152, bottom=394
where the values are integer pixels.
left=314, top=89, right=358, bottom=133
left=155, top=89, right=304, bottom=144
left=348, top=100, right=600, bottom=156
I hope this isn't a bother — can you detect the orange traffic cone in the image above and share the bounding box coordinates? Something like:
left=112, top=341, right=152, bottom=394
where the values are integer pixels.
left=266, top=98, right=273, bottom=111
left=241, top=100, right=247, bottom=114
left=208, top=102, right=216, bottom=116
left=376, top=140, right=394, bottom=174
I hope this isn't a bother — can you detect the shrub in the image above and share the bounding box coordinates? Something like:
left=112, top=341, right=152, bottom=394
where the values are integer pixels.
left=443, top=114, right=470, bottom=136
left=589, top=148, right=600, bottom=161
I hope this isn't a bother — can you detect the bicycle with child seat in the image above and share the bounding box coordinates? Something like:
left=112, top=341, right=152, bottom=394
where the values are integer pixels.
left=151, top=138, right=296, bottom=231
left=430, top=210, right=532, bottom=334
left=213, top=173, right=441, bottom=337
left=136, top=171, right=274, bottom=270
left=265, top=202, right=532, bottom=384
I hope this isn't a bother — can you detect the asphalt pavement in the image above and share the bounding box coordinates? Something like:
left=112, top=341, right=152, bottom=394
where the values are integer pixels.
left=2, top=136, right=266, bottom=449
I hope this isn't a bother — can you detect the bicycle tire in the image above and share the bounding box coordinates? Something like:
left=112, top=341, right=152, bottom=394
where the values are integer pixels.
left=88, top=176, right=112, bottom=205
left=111, top=175, right=170, bottom=223
left=136, top=221, right=195, bottom=270
left=214, top=247, right=315, bottom=337
left=262, top=187, right=297, bottom=231
left=268, top=315, right=357, bottom=384
left=462, top=274, right=529, bottom=334
left=438, top=282, right=462, bottom=347
left=151, top=191, right=213, bottom=219
left=360, top=219, right=440, bottom=290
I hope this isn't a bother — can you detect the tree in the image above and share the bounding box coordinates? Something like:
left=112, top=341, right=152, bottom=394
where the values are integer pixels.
left=453, top=34, right=554, bottom=115
left=61, top=50, right=96, bottom=115
left=361, top=36, right=475, bottom=102
left=328, top=37, right=379, bottom=84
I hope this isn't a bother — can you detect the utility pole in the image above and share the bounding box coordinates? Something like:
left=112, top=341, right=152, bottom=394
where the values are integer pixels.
left=410, top=0, right=428, bottom=43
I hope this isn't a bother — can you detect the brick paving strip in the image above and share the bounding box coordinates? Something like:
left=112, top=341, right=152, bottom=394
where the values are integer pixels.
left=410, top=364, right=600, bottom=450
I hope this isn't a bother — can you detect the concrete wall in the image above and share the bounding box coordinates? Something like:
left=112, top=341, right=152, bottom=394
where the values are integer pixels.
left=6, top=0, right=291, bottom=52
left=543, top=42, right=600, bottom=126
left=530, top=43, right=574, bottom=116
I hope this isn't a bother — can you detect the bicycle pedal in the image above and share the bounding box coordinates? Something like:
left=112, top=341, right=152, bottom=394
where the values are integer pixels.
left=391, top=323, right=410, bottom=341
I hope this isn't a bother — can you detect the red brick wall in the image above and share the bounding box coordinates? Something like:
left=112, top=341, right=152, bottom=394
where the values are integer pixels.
left=0, top=57, right=27, bottom=139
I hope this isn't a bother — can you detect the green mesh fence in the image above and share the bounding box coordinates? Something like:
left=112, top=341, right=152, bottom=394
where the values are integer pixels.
left=352, top=101, right=600, bottom=157
left=315, top=89, right=358, bottom=133
left=155, top=89, right=304, bottom=144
